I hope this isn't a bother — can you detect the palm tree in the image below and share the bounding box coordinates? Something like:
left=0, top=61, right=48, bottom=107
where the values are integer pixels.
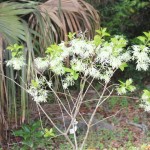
left=0, top=2, right=37, bottom=147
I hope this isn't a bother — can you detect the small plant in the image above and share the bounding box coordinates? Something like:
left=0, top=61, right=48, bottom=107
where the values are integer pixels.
left=120, top=98, right=129, bottom=108
left=133, top=116, right=140, bottom=123
left=12, top=121, right=55, bottom=149
left=108, top=97, right=119, bottom=109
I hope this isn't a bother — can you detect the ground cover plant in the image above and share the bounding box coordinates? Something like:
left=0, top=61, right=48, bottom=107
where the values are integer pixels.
left=3, top=28, right=150, bottom=149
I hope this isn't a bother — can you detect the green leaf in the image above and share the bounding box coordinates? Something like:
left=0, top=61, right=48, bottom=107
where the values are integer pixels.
left=101, top=28, right=110, bottom=37
left=94, top=35, right=102, bottom=46
left=125, top=79, right=132, bottom=87
left=13, top=130, right=24, bottom=137
left=119, top=62, right=128, bottom=71
left=22, top=125, right=30, bottom=133
left=31, top=80, right=38, bottom=88
left=118, top=80, right=125, bottom=86
left=137, top=36, right=146, bottom=44
left=143, top=90, right=150, bottom=97
left=96, top=28, right=110, bottom=38
left=31, top=121, right=41, bottom=131
left=68, top=32, right=76, bottom=40
left=22, top=140, right=34, bottom=148
left=64, top=67, right=79, bottom=80
left=34, top=131, right=44, bottom=138
left=127, top=85, right=136, bottom=92
left=64, top=67, right=73, bottom=73
left=72, top=72, right=79, bottom=80
left=7, top=44, right=24, bottom=57
left=95, top=29, right=102, bottom=35
left=143, top=32, right=150, bottom=40
left=44, top=128, right=55, bottom=138
left=46, top=44, right=63, bottom=58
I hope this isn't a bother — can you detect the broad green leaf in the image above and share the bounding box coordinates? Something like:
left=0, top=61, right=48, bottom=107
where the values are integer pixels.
left=137, top=36, right=146, bottom=44
left=125, top=79, right=132, bottom=87
left=64, top=67, right=73, bottom=73
left=143, top=32, right=150, bottom=41
left=95, top=29, right=102, bottom=35
left=127, top=85, right=136, bottom=92
left=101, top=28, right=110, bottom=37
left=13, top=130, right=24, bottom=136
left=94, top=35, right=101, bottom=46
left=22, top=125, right=30, bottom=133
left=143, top=90, right=150, bottom=97
left=46, top=44, right=63, bottom=58
left=119, top=62, right=128, bottom=71
left=34, top=131, right=44, bottom=137
left=31, top=121, right=41, bottom=131
left=7, top=44, right=22, bottom=51
left=73, top=72, right=79, bottom=80
left=96, top=28, right=110, bottom=37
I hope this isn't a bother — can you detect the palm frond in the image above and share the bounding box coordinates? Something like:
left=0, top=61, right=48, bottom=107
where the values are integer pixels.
left=0, top=2, right=38, bottom=44
left=29, top=0, right=100, bottom=52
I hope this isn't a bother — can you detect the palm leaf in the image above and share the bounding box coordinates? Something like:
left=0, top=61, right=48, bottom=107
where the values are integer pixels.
left=0, top=2, right=37, bottom=44
left=0, top=2, right=38, bottom=143
left=29, top=0, right=100, bottom=52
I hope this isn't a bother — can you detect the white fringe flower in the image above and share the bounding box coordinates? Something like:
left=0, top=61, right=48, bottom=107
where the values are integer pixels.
left=27, top=77, right=49, bottom=103
left=34, top=57, right=50, bottom=72
left=6, top=56, right=26, bottom=70
left=140, top=90, right=150, bottom=112
left=132, top=45, right=150, bottom=71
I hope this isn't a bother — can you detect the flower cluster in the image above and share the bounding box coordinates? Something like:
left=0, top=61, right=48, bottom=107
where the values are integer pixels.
left=27, top=77, right=52, bottom=103
left=34, top=57, right=50, bottom=72
left=140, top=90, right=150, bottom=112
left=6, top=56, right=26, bottom=70
left=37, top=30, right=131, bottom=89
left=6, top=44, right=26, bottom=70
left=6, top=30, right=150, bottom=110
left=62, top=74, right=75, bottom=89
left=132, top=45, right=150, bottom=71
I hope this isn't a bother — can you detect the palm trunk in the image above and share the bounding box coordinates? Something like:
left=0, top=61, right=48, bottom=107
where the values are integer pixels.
left=0, top=34, right=7, bottom=148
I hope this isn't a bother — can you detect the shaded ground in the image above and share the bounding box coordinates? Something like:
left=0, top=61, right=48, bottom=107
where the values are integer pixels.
left=3, top=92, right=150, bottom=149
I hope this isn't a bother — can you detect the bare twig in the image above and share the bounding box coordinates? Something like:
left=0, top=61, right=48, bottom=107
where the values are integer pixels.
left=91, top=108, right=123, bottom=127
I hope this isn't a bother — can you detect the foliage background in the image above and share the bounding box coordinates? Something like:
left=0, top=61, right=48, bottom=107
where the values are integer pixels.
left=87, top=0, right=150, bottom=84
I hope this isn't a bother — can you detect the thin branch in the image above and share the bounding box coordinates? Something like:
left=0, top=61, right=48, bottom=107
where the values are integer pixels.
left=91, top=108, right=123, bottom=127
left=37, top=103, right=63, bottom=134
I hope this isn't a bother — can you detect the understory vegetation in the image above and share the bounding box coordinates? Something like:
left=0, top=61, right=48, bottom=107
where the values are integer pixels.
left=0, top=0, right=150, bottom=150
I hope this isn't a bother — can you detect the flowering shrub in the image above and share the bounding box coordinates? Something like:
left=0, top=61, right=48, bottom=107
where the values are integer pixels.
left=6, top=28, right=150, bottom=149
left=6, top=29, right=150, bottom=111
left=25, top=28, right=137, bottom=107
left=36, top=28, right=132, bottom=88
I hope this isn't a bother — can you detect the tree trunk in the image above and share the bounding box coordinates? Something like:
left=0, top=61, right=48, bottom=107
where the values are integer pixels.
left=0, top=34, right=7, bottom=148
